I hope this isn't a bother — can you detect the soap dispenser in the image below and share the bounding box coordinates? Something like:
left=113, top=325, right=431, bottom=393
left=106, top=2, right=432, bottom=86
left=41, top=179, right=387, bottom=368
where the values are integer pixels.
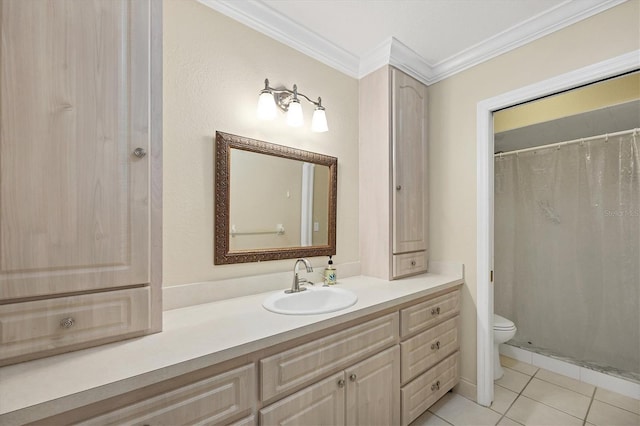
left=324, top=256, right=337, bottom=285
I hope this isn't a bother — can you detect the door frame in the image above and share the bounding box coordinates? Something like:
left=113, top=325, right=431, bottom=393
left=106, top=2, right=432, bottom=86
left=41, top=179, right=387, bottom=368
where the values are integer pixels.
left=475, top=50, right=639, bottom=406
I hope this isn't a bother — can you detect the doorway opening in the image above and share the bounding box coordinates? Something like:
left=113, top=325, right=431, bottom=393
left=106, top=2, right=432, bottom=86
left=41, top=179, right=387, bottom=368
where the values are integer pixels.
left=475, top=51, right=639, bottom=406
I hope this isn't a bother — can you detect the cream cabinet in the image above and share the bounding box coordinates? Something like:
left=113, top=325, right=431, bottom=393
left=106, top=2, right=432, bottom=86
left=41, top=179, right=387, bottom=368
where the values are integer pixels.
left=0, top=0, right=162, bottom=366
left=399, top=287, right=461, bottom=425
left=359, top=66, right=428, bottom=280
left=75, top=364, right=256, bottom=426
left=259, top=372, right=346, bottom=426
left=20, top=285, right=462, bottom=426
left=401, top=352, right=459, bottom=425
left=346, top=345, right=400, bottom=426
left=260, top=346, right=400, bottom=426
left=260, top=313, right=398, bottom=401
left=400, top=289, right=461, bottom=337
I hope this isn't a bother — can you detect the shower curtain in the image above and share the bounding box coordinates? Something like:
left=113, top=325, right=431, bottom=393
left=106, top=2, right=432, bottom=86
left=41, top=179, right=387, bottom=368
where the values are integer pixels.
left=494, top=132, right=640, bottom=378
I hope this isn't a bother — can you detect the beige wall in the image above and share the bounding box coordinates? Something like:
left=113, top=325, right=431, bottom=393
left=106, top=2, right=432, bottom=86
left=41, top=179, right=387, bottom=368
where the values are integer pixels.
left=428, top=1, right=640, bottom=388
left=163, top=0, right=359, bottom=287
left=494, top=72, right=640, bottom=132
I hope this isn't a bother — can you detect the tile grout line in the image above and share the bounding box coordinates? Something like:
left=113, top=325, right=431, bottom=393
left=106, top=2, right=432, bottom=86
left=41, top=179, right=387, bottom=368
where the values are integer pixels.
left=582, top=386, right=597, bottom=426
left=529, top=367, right=640, bottom=421
left=494, top=369, right=537, bottom=425
left=589, top=393, right=640, bottom=416
left=516, top=376, right=592, bottom=422
left=493, top=360, right=639, bottom=426
left=430, top=410, right=455, bottom=426
left=529, top=366, right=605, bottom=421
left=426, top=393, right=456, bottom=426
left=533, top=370, right=595, bottom=397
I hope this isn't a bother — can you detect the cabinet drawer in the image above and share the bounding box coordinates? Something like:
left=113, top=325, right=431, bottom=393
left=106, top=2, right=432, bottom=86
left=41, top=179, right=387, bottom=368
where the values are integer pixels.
left=401, top=351, right=459, bottom=426
left=260, top=313, right=398, bottom=401
left=78, top=364, right=255, bottom=426
left=400, top=316, right=459, bottom=383
left=392, top=251, right=428, bottom=278
left=400, top=288, right=460, bottom=337
left=0, top=287, right=150, bottom=364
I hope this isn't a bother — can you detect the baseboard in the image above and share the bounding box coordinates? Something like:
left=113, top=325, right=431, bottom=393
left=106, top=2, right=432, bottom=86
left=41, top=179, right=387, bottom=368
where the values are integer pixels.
left=453, top=377, right=477, bottom=402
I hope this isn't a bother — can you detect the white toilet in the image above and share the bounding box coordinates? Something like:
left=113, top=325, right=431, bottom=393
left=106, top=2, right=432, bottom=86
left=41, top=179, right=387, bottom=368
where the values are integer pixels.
left=493, top=314, right=517, bottom=380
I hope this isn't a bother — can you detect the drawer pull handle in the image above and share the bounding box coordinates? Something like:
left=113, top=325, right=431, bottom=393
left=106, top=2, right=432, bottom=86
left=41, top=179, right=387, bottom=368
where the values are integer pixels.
left=59, top=317, right=75, bottom=329
left=431, top=307, right=441, bottom=315
left=431, top=341, right=441, bottom=350
left=411, top=260, right=416, bottom=266
left=431, top=380, right=441, bottom=391
left=338, top=379, right=345, bottom=388
left=349, top=373, right=357, bottom=382
left=133, top=147, right=147, bottom=158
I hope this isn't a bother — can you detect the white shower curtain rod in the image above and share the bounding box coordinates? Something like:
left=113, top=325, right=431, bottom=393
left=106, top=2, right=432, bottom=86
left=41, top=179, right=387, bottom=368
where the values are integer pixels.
left=494, top=127, right=639, bottom=157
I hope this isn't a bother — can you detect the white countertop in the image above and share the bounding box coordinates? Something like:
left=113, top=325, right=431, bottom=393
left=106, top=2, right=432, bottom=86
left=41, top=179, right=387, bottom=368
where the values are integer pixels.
left=0, top=269, right=463, bottom=422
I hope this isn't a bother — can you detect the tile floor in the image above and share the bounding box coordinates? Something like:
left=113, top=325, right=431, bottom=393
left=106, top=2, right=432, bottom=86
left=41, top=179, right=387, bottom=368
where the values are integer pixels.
left=411, top=356, right=640, bottom=426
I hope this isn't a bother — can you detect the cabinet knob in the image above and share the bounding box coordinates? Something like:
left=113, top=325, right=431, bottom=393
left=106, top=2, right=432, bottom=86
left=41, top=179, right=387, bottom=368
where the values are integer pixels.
left=431, top=380, right=441, bottom=391
left=396, top=185, right=402, bottom=191
left=431, top=341, right=441, bottom=350
left=337, top=379, right=345, bottom=388
left=59, top=317, right=75, bottom=329
left=411, top=260, right=416, bottom=266
left=133, top=147, right=147, bottom=158
left=349, top=373, right=357, bottom=382
left=431, top=307, right=441, bottom=315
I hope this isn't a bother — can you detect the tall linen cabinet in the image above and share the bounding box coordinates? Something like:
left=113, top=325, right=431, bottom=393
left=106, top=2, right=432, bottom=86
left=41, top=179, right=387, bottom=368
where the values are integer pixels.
left=0, top=0, right=162, bottom=366
left=359, top=66, right=428, bottom=280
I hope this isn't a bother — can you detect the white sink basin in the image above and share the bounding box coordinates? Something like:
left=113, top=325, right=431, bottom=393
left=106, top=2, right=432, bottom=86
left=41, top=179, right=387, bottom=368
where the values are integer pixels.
left=262, top=286, right=358, bottom=315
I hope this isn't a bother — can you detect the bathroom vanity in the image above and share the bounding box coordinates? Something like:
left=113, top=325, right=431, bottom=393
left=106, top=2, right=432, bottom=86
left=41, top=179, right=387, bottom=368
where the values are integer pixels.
left=0, top=270, right=462, bottom=425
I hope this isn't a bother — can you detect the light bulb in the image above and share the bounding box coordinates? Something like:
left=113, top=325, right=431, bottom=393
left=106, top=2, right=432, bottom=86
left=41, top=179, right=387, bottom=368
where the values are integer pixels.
left=311, top=107, right=328, bottom=132
left=286, top=99, right=304, bottom=127
left=257, top=90, right=276, bottom=120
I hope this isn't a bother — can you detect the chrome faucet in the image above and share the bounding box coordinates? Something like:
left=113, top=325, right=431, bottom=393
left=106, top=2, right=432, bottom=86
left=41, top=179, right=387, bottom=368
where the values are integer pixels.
left=286, top=258, right=313, bottom=293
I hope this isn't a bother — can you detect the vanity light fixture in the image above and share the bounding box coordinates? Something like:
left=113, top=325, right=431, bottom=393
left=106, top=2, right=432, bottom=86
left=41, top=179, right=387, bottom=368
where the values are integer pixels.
left=257, top=78, right=328, bottom=132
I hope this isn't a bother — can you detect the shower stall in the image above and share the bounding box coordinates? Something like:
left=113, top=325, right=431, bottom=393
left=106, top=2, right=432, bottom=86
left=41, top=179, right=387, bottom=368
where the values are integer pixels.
left=494, top=128, right=640, bottom=383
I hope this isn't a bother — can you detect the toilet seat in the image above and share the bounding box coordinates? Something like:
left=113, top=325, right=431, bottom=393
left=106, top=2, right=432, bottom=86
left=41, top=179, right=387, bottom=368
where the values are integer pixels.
left=493, top=314, right=516, bottom=330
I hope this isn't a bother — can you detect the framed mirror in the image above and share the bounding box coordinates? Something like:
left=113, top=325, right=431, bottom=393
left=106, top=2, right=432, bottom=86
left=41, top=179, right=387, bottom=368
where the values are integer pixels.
left=215, top=131, right=337, bottom=264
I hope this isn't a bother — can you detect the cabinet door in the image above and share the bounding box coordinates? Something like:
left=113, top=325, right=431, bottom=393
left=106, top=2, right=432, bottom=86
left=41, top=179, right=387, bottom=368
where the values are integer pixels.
left=391, top=68, right=428, bottom=255
left=260, top=372, right=346, bottom=426
left=345, top=346, right=400, bottom=426
left=0, top=0, right=151, bottom=300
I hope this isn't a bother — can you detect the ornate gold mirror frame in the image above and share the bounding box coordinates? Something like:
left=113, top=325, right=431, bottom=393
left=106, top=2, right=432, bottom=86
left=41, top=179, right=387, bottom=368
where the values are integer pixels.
left=214, top=131, right=337, bottom=264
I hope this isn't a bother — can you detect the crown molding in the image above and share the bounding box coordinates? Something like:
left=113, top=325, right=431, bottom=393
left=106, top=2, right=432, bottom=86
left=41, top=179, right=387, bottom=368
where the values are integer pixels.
left=359, top=37, right=436, bottom=86
left=428, top=0, right=629, bottom=84
left=199, top=0, right=628, bottom=85
left=388, top=38, right=435, bottom=85
left=358, top=38, right=393, bottom=80
left=198, top=0, right=359, bottom=77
